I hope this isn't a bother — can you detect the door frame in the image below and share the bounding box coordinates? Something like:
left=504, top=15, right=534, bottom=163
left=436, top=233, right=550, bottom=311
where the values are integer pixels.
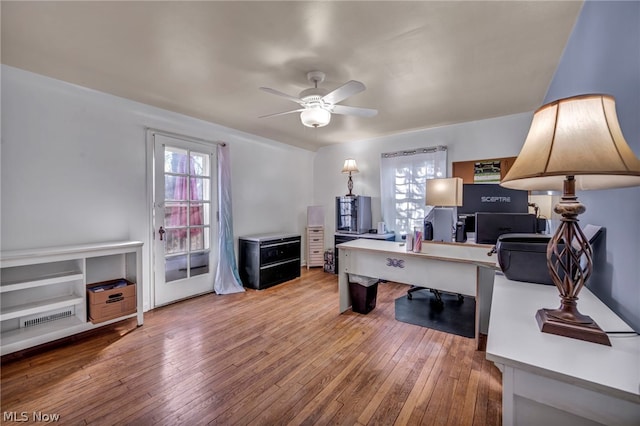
left=145, top=128, right=220, bottom=309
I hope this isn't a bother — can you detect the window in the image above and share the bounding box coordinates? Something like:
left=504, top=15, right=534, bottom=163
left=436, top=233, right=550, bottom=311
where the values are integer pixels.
left=380, top=146, right=447, bottom=237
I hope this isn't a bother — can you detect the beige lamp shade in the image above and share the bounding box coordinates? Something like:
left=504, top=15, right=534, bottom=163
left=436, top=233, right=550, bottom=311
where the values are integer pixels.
left=425, top=177, right=463, bottom=207
left=501, top=94, right=640, bottom=191
left=341, top=159, right=359, bottom=174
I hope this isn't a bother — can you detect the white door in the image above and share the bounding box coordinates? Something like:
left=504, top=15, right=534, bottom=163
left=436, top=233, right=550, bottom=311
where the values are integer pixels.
left=152, top=133, right=217, bottom=306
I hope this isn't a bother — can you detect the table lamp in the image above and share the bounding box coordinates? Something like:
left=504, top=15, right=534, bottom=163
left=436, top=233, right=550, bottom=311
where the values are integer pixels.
left=342, top=159, right=359, bottom=196
left=501, top=94, right=640, bottom=345
left=424, top=177, right=463, bottom=242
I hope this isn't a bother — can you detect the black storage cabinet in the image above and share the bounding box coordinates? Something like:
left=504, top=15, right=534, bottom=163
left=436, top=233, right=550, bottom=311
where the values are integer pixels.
left=239, top=233, right=301, bottom=290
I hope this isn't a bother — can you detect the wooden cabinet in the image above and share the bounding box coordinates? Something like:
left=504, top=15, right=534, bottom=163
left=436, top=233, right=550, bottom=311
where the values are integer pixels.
left=306, top=227, right=324, bottom=269
left=0, top=241, right=143, bottom=356
left=452, top=156, right=517, bottom=184
left=239, top=233, right=301, bottom=290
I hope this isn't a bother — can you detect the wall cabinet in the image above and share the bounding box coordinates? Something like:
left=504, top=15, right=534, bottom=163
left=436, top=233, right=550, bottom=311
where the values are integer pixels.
left=306, top=227, right=324, bottom=269
left=0, top=241, right=143, bottom=356
left=239, top=233, right=301, bottom=290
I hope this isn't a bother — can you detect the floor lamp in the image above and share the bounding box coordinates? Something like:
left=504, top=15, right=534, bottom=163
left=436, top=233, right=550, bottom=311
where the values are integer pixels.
left=501, top=94, right=640, bottom=345
left=425, top=177, right=463, bottom=242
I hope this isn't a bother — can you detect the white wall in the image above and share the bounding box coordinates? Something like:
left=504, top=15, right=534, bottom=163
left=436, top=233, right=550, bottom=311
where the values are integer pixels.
left=312, top=112, right=534, bottom=245
left=1, top=65, right=315, bottom=310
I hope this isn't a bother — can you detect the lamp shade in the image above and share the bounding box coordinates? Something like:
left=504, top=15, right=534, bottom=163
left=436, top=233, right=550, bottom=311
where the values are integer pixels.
left=425, top=177, right=463, bottom=207
left=300, top=107, right=331, bottom=128
left=501, top=94, right=640, bottom=191
left=341, top=159, right=359, bottom=174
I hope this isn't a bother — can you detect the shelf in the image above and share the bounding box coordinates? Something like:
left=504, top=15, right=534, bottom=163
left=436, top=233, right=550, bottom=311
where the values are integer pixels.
left=0, top=240, right=143, bottom=267
left=0, top=272, right=84, bottom=293
left=0, top=240, right=143, bottom=356
left=0, top=316, right=85, bottom=346
left=0, top=312, right=138, bottom=356
left=0, top=295, right=84, bottom=321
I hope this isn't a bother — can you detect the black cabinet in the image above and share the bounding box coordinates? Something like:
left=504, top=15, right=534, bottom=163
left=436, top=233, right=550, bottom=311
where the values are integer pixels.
left=239, top=233, right=301, bottom=290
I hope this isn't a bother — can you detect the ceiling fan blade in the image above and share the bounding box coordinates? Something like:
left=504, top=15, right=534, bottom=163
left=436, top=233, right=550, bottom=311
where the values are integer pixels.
left=258, top=108, right=305, bottom=119
left=322, top=80, right=366, bottom=105
left=331, top=104, right=378, bottom=117
left=259, top=87, right=305, bottom=105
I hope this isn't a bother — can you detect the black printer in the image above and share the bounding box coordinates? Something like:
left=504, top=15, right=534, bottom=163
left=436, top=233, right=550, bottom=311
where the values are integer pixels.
left=495, top=225, right=604, bottom=285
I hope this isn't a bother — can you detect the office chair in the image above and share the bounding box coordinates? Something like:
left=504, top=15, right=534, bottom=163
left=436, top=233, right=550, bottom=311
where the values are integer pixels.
left=406, top=286, right=464, bottom=307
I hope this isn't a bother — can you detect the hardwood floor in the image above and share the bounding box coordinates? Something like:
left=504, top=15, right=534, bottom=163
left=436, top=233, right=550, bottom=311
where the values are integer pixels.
left=1, top=268, right=502, bottom=425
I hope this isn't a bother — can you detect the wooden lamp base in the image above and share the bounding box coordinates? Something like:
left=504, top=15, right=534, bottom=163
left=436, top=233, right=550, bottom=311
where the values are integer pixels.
left=536, top=308, right=611, bottom=346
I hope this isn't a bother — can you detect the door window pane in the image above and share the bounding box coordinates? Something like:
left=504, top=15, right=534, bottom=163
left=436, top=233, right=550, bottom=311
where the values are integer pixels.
left=189, top=203, right=210, bottom=227
left=190, top=252, right=210, bottom=277
left=190, top=152, right=210, bottom=176
left=165, top=175, right=189, bottom=201
left=189, top=227, right=209, bottom=251
left=190, top=177, right=210, bottom=201
left=165, top=254, right=188, bottom=282
left=165, top=203, right=188, bottom=227
left=165, top=147, right=188, bottom=174
left=165, top=229, right=187, bottom=255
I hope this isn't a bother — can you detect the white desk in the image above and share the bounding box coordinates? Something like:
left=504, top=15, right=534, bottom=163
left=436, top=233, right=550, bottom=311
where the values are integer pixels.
left=337, top=239, right=497, bottom=349
left=487, top=274, right=640, bottom=426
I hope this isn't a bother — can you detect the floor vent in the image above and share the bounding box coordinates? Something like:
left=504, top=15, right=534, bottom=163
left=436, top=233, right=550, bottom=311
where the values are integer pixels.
left=20, top=306, right=75, bottom=328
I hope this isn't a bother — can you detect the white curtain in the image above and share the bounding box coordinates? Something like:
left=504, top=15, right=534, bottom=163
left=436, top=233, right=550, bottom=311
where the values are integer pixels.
left=214, top=143, right=245, bottom=294
left=380, top=146, right=447, bottom=239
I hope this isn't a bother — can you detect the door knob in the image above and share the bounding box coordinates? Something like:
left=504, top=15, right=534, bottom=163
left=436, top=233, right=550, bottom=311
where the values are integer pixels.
left=159, top=226, right=166, bottom=241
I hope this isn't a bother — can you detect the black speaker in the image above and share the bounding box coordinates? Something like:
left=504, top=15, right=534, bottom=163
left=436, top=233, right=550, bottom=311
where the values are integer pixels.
left=455, top=221, right=467, bottom=242
left=424, top=220, right=433, bottom=241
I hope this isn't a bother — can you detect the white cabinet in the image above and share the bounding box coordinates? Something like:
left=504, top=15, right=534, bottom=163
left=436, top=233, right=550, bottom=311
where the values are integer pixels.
left=0, top=241, right=143, bottom=356
left=306, top=226, right=324, bottom=269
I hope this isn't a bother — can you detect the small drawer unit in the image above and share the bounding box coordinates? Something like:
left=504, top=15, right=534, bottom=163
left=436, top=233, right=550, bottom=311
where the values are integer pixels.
left=306, top=226, right=325, bottom=269
left=239, top=233, right=301, bottom=290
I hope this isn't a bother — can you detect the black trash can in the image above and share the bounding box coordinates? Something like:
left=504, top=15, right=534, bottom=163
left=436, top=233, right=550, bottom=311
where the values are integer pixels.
left=348, top=274, right=379, bottom=314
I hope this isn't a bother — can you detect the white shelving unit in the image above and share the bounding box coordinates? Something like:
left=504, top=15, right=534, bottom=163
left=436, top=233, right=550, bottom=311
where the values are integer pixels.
left=0, top=240, right=143, bottom=356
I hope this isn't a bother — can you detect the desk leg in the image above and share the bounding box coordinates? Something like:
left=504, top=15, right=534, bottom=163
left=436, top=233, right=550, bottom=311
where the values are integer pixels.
left=501, top=365, right=514, bottom=426
left=476, top=266, right=496, bottom=350
left=475, top=266, right=481, bottom=350
left=338, top=250, right=351, bottom=313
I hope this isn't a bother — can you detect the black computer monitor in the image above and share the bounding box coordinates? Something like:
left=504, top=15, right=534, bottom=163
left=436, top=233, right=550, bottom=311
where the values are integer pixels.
left=458, top=184, right=529, bottom=215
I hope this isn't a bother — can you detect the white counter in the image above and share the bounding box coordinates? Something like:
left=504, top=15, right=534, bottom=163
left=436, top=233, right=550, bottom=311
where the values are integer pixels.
left=487, top=274, right=640, bottom=425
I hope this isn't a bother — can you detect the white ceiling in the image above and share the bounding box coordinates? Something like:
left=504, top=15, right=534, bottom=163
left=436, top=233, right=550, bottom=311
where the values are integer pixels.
left=1, top=1, right=583, bottom=151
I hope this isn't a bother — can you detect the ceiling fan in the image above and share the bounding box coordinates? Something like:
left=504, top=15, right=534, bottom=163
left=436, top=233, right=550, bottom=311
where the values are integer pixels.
left=259, top=71, right=378, bottom=128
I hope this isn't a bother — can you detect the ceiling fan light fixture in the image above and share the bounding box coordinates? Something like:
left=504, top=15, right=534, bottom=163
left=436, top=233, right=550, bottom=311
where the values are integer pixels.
left=260, top=70, right=377, bottom=128
left=300, top=107, right=331, bottom=128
